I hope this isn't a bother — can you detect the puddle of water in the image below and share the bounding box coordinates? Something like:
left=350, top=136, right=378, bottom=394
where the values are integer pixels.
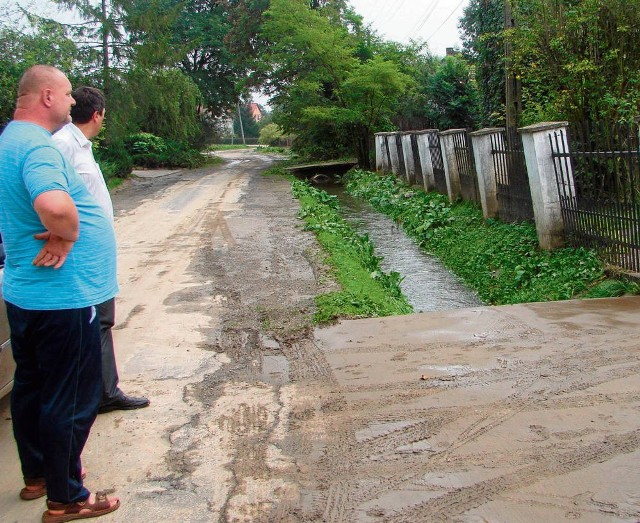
left=325, top=185, right=483, bottom=312
left=261, top=354, right=290, bottom=385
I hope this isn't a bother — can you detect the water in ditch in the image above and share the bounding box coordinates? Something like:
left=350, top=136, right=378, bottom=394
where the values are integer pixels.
left=325, top=184, right=483, bottom=312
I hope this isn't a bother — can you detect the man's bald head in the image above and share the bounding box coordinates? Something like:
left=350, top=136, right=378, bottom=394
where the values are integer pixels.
left=14, top=65, right=75, bottom=132
left=18, top=65, right=66, bottom=98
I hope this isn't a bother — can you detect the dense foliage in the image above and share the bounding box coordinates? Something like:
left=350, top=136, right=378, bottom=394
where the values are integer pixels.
left=343, top=169, right=636, bottom=305
left=460, top=0, right=640, bottom=126
left=261, top=0, right=413, bottom=167
left=2, top=0, right=639, bottom=171
left=459, top=0, right=505, bottom=127
left=511, top=0, right=640, bottom=124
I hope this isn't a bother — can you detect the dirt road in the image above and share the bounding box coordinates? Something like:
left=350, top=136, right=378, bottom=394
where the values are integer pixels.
left=1, top=149, right=639, bottom=522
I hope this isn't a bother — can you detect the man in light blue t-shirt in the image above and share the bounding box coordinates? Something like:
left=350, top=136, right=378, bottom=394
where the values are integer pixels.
left=0, top=65, right=120, bottom=521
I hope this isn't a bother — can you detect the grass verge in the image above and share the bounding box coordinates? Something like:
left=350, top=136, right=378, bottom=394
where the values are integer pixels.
left=344, top=169, right=639, bottom=305
left=291, top=178, right=413, bottom=324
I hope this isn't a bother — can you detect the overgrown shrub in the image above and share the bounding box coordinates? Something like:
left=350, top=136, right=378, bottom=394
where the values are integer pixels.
left=94, top=139, right=133, bottom=179
left=122, top=132, right=204, bottom=169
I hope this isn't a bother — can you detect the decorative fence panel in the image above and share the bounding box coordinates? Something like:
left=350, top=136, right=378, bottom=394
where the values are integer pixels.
left=395, top=133, right=406, bottom=177
left=491, top=128, right=535, bottom=223
left=451, top=130, right=480, bottom=204
left=410, top=133, right=424, bottom=187
left=550, top=122, right=640, bottom=272
left=428, top=132, right=448, bottom=195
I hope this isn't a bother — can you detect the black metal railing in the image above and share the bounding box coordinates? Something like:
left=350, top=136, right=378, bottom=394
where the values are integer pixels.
left=550, top=122, right=640, bottom=272
left=451, top=130, right=480, bottom=204
left=491, top=128, right=535, bottom=222
left=395, top=133, right=406, bottom=177
left=428, top=132, right=448, bottom=195
left=410, top=133, right=424, bottom=187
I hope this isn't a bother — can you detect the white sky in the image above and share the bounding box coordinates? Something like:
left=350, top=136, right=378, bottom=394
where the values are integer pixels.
left=3, top=0, right=470, bottom=57
left=348, top=0, right=469, bottom=56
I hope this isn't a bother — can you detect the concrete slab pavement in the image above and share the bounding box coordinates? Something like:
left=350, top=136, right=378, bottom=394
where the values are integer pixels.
left=313, top=296, right=640, bottom=521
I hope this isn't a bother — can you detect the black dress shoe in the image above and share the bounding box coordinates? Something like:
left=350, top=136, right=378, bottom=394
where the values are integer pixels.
left=98, top=394, right=150, bottom=414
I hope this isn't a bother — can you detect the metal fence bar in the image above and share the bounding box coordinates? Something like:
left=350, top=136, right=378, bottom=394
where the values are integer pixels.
left=550, top=120, right=640, bottom=272
left=490, top=128, right=534, bottom=223
left=452, top=130, right=480, bottom=204
left=428, top=132, right=448, bottom=195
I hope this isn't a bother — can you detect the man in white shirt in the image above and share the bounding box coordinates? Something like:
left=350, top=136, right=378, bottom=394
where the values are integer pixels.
left=53, top=86, right=149, bottom=414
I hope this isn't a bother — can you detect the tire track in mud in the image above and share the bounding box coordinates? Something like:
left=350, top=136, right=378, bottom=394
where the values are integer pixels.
left=180, top=157, right=342, bottom=522
left=312, top=320, right=640, bottom=522
left=386, top=430, right=640, bottom=522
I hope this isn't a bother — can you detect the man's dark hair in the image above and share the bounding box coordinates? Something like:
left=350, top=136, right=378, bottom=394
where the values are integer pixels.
left=70, top=86, right=106, bottom=124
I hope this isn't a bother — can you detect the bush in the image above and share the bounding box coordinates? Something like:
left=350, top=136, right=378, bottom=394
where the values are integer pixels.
left=258, top=123, right=294, bottom=146
left=94, top=139, right=133, bottom=179
left=122, top=132, right=205, bottom=169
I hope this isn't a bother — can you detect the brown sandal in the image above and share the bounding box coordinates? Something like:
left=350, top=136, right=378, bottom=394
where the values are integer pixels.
left=20, top=477, right=46, bottom=500
left=21, top=469, right=87, bottom=501
left=42, top=490, right=119, bottom=523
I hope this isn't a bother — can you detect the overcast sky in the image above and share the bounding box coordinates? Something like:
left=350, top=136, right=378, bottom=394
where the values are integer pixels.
left=348, top=0, right=469, bottom=56
left=3, top=0, right=470, bottom=57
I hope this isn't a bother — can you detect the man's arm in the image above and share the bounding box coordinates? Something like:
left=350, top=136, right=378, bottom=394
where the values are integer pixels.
left=33, top=190, right=79, bottom=241
left=32, top=190, right=78, bottom=269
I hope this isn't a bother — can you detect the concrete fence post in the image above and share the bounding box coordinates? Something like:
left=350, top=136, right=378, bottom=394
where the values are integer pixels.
left=415, top=130, right=436, bottom=192
left=374, top=133, right=385, bottom=172
left=519, top=121, right=571, bottom=250
left=387, top=132, right=400, bottom=176
left=439, top=129, right=464, bottom=202
left=469, top=127, right=503, bottom=220
left=382, top=133, right=393, bottom=172
left=401, top=132, right=417, bottom=185
left=395, top=133, right=407, bottom=178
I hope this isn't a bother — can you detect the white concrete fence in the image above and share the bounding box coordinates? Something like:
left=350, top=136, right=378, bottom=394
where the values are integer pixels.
left=374, top=122, right=572, bottom=250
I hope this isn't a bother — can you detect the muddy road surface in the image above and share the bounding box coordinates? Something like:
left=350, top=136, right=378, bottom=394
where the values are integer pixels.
left=1, top=149, right=639, bottom=523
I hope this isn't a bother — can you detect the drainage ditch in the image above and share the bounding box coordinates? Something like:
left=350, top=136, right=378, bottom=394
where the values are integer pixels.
left=323, top=183, right=483, bottom=312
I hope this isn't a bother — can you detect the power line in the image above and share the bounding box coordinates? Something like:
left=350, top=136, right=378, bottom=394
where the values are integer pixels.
left=373, top=0, right=407, bottom=28
left=425, top=0, right=466, bottom=43
left=410, top=0, right=440, bottom=38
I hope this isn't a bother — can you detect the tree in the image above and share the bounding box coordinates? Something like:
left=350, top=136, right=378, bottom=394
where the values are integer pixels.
left=459, top=0, right=505, bottom=127
left=511, top=0, right=640, bottom=124
left=108, top=67, right=202, bottom=142
left=45, top=0, right=129, bottom=91
left=262, top=0, right=411, bottom=167
left=424, top=55, right=481, bottom=130
left=0, top=18, right=80, bottom=128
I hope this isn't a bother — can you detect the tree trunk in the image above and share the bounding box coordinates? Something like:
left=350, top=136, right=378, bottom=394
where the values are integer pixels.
left=102, top=0, right=110, bottom=94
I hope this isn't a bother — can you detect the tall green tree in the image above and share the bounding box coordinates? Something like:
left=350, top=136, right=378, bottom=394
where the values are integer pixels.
left=512, top=0, right=640, bottom=124
left=170, top=0, right=246, bottom=116
left=46, top=0, right=128, bottom=90
left=459, top=0, right=505, bottom=127
left=425, top=55, right=481, bottom=130
left=262, top=0, right=411, bottom=167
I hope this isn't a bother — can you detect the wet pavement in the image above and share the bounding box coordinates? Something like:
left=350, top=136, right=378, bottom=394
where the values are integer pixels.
left=313, top=296, right=640, bottom=522
left=1, top=150, right=638, bottom=522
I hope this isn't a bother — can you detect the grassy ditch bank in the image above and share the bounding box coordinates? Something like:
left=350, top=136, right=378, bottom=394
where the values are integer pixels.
left=291, top=178, right=412, bottom=323
left=345, top=169, right=639, bottom=305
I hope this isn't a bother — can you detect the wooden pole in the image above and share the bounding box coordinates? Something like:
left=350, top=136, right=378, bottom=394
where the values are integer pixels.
left=504, top=0, right=521, bottom=130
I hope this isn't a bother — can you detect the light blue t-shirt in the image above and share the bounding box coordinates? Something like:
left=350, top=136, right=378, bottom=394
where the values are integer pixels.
left=0, top=121, right=118, bottom=310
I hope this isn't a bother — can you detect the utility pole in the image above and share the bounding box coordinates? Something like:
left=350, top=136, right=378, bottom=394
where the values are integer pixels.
left=504, top=0, right=521, bottom=130
left=237, top=102, right=246, bottom=145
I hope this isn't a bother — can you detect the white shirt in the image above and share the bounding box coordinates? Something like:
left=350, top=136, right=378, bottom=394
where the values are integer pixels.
left=53, top=123, right=114, bottom=223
